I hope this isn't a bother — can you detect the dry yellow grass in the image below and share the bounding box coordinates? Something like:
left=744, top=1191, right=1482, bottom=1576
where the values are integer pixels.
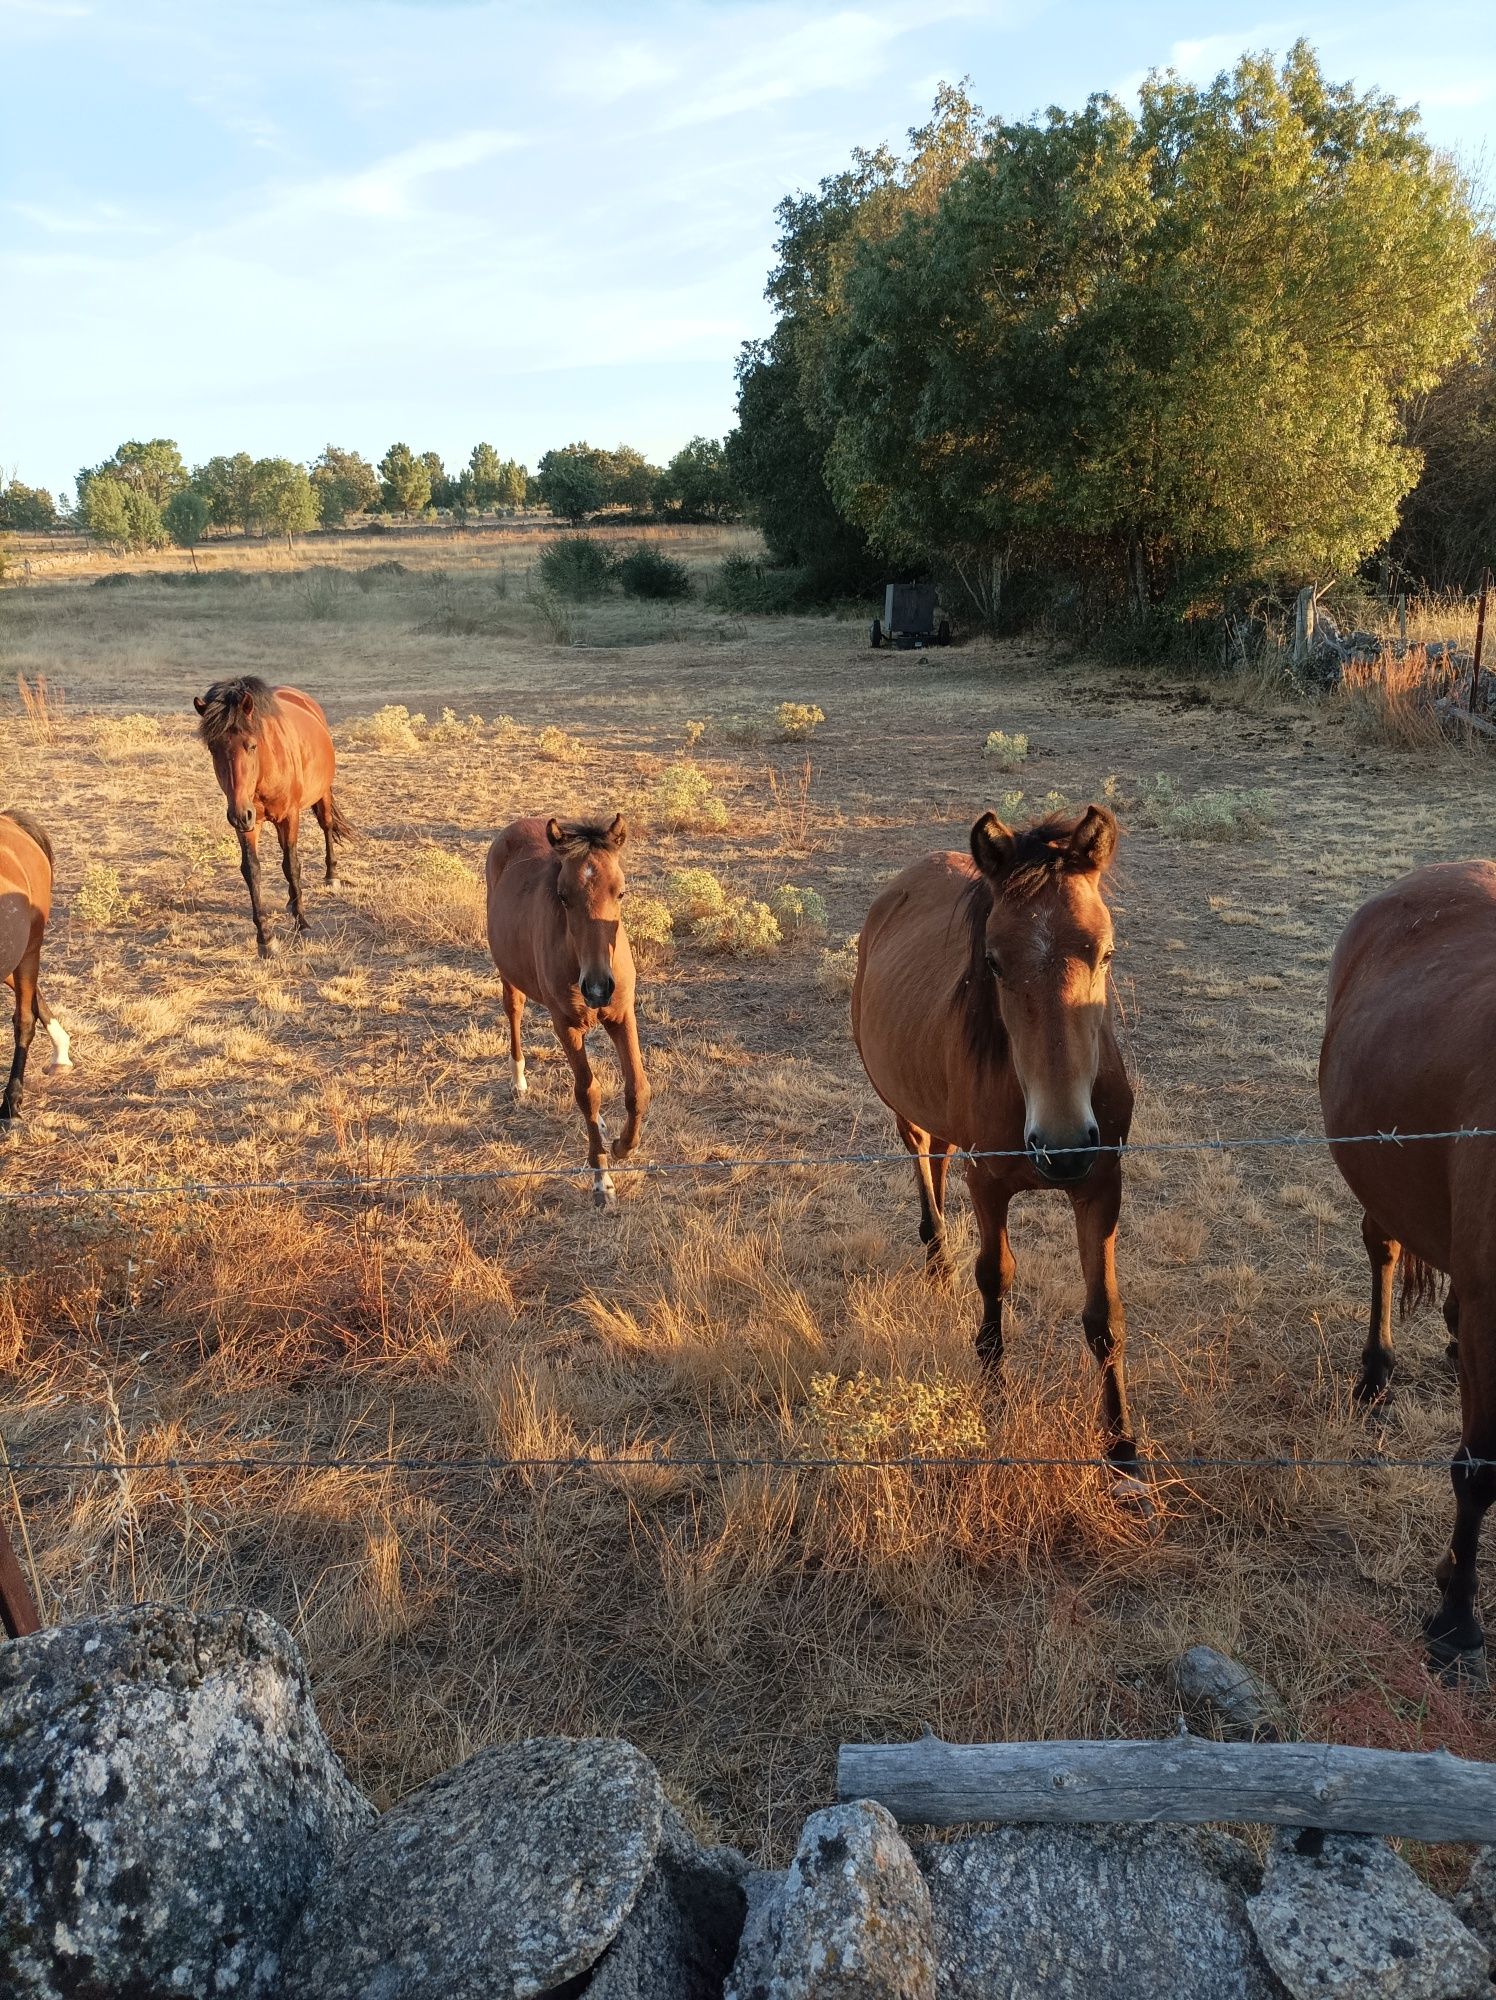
left=2, top=530, right=1495, bottom=1860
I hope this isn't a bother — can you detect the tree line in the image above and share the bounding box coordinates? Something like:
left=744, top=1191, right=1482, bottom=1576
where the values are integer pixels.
left=726, top=46, right=1493, bottom=626
left=1, top=435, right=739, bottom=553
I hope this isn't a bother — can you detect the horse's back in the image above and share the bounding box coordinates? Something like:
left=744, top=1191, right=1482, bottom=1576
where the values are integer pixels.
left=276, top=686, right=331, bottom=732
left=0, top=811, right=52, bottom=973
left=1321, top=861, right=1496, bottom=1270
left=484, top=818, right=554, bottom=986
left=274, top=687, right=335, bottom=801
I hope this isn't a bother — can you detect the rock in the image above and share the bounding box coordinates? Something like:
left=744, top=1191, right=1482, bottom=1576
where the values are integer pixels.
left=1247, top=1830, right=1488, bottom=1999
left=919, top=1823, right=1285, bottom=1999
left=1176, top=1644, right=1290, bottom=1741
left=587, top=1810, right=746, bottom=1999
left=283, top=1737, right=737, bottom=2000
left=725, top=1798, right=935, bottom=2000
left=1455, top=1844, right=1496, bottom=1958
left=0, top=1604, right=371, bottom=2000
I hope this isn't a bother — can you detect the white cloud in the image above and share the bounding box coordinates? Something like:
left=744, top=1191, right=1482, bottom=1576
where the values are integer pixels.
left=268, top=129, right=521, bottom=222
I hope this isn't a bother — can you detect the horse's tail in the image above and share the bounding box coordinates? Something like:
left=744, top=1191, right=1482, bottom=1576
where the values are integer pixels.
left=1400, top=1252, right=1446, bottom=1319
left=326, top=795, right=352, bottom=845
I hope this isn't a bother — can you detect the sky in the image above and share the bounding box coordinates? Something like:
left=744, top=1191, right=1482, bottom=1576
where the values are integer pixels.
left=2, top=0, right=1493, bottom=502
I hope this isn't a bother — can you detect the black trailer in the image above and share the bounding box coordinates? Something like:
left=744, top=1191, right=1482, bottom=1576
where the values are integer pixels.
left=870, top=582, right=952, bottom=650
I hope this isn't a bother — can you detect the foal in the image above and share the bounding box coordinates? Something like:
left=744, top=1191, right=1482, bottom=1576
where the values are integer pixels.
left=852, top=805, right=1142, bottom=1481
left=194, top=677, right=348, bottom=957
left=0, top=810, right=72, bottom=1120
left=485, top=815, right=650, bottom=1208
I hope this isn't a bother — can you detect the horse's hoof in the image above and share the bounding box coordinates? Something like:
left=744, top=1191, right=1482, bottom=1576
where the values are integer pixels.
left=594, top=1175, right=618, bottom=1211
left=1108, top=1466, right=1158, bottom=1522
left=1429, top=1642, right=1489, bottom=1691
left=326, top=873, right=340, bottom=890
left=1353, top=1372, right=1393, bottom=1407
left=259, top=937, right=281, bottom=959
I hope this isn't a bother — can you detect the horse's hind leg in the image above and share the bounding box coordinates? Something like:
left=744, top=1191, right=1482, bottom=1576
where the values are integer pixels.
left=1428, top=1292, right=1496, bottom=1684
left=30, top=985, right=70, bottom=1070
left=1355, top=1210, right=1400, bottom=1403
left=965, top=1166, right=1015, bottom=1371
left=1, top=949, right=40, bottom=1122
left=899, top=1116, right=953, bottom=1281
left=503, top=983, right=528, bottom=1098
left=555, top=1017, right=614, bottom=1209
left=312, top=797, right=339, bottom=887
left=275, top=808, right=310, bottom=933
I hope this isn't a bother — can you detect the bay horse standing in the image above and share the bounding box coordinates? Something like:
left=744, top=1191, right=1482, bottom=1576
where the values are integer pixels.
left=1319, top=859, right=1496, bottom=1680
left=193, top=677, right=347, bottom=957
left=852, top=805, right=1143, bottom=1484
left=485, top=815, right=650, bottom=1209
left=0, top=809, right=72, bottom=1121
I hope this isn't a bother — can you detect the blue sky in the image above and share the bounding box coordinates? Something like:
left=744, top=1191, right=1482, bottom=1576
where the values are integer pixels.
left=3, top=0, right=1493, bottom=502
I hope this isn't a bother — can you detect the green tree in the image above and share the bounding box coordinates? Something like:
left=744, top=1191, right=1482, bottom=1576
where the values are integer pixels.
left=82, top=475, right=166, bottom=552
left=310, top=445, right=380, bottom=527
left=1394, top=260, right=1496, bottom=589
left=498, top=458, right=528, bottom=511
left=467, top=442, right=504, bottom=510
left=600, top=445, right=661, bottom=516
left=79, top=439, right=188, bottom=508
left=817, top=48, right=1483, bottom=618
left=163, top=487, right=210, bottom=565
left=420, top=450, right=460, bottom=510
left=658, top=437, right=738, bottom=522
left=379, top=442, right=431, bottom=517
left=250, top=459, right=320, bottom=545
left=535, top=445, right=606, bottom=524
left=0, top=480, right=57, bottom=530
left=191, top=453, right=258, bottom=535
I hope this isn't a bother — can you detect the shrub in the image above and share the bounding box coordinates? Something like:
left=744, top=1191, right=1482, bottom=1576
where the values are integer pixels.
left=528, top=590, right=575, bottom=644
left=625, top=894, right=674, bottom=960
left=717, top=714, right=768, bottom=746
left=537, top=536, right=612, bottom=600
left=1134, top=774, right=1276, bottom=841
left=697, top=897, right=782, bottom=956
left=303, top=570, right=350, bottom=622
left=683, top=720, right=707, bottom=748
left=664, top=869, right=727, bottom=925
left=491, top=715, right=525, bottom=744
left=386, top=844, right=485, bottom=946
left=800, top=1367, right=986, bottom=1460
left=73, top=864, right=140, bottom=927
left=983, top=729, right=1028, bottom=768
left=769, top=884, right=827, bottom=938
left=775, top=702, right=825, bottom=741
left=344, top=705, right=426, bottom=750
left=816, top=933, right=860, bottom=996
left=715, top=555, right=815, bottom=614
left=424, top=708, right=486, bottom=745
left=617, top=546, right=692, bottom=600
left=648, top=765, right=729, bottom=832
left=87, top=714, right=163, bottom=757
left=536, top=725, right=583, bottom=763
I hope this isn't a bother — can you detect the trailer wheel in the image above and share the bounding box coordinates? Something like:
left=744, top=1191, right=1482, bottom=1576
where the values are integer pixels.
left=869, top=618, right=883, bottom=649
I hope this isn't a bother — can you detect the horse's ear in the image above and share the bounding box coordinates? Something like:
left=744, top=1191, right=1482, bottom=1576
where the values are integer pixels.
left=970, top=811, right=1017, bottom=880
left=546, top=818, right=566, bottom=848
left=1066, top=805, right=1117, bottom=873
left=193, top=694, right=207, bottom=715
left=605, top=813, right=627, bottom=850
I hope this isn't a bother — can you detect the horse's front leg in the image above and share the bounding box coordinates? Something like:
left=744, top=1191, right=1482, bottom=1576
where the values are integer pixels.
left=601, top=1008, right=650, bottom=1160
left=965, top=1165, right=1015, bottom=1372
left=1072, top=1174, right=1143, bottom=1479
left=276, top=808, right=310, bottom=933
left=555, top=1017, right=614, bottom=1209
left=238, top=820, right=275, bottom=957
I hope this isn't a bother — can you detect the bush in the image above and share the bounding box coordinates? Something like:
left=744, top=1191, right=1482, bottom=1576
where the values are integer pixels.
left=697, top=897, right=782, bottom=956
left=303, top=570, right=351, bottom=621
left=983, top=729, right=1028, bottom=768
left=816, top=933, right=860, bottom=997
left=775, top=702, right=825, bottom=741
left=528, top=590, right=575, bottom=644
left=537, top=536, right=612, bottom=600
left=715, top=555, right=816, bottom=614
left=87, top=714, right=164, bottom=757
left=536, top=725, right=583, bottom=762
left=664, top=869, right=727, bottom=925
left=616, top=546, right=692, bottom=600
left=424, top=708, right=486, bottom=744
left=625, top=894, right=674, bottom=960
left=373, top=844, right=485, bottom=947
left=73, top=864, right=140, bottom=927
left=1134, top=774, right=1275, bottom=842
left=769, top=884, right=827, bottom=938
left=344, top=705, right=426, bottom=750
left=648, top=765, right=729, bottom=832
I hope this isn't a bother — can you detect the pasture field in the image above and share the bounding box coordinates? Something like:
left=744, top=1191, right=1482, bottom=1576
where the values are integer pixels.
left=1, top=525, right=1492, bottom=1861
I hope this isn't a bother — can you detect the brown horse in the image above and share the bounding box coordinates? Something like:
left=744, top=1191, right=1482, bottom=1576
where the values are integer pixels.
left=0, top=810, right=72, bottom=1121
left=1320, top=859, right=1496, bottom=1679
left=485, top=815, right=651, bottom=1208
left=193, top=676, right=347, bottom=957
left=852, top=805, right=1143, bottom=1481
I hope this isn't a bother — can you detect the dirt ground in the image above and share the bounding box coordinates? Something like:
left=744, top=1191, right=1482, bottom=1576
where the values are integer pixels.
left=1, top=526, right=1493, bottom=1860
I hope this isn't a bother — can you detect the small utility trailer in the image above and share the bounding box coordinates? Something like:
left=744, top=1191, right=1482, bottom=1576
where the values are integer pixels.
left=870, top=582, right=952, bottom=650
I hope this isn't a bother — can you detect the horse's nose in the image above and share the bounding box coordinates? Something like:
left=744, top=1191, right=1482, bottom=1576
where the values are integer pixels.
left=1026, top=1127, right=1099, bottom=1184
left=581, top=973, right=615, bottom=1009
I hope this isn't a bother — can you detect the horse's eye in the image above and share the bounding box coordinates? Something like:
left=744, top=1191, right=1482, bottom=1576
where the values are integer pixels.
left=985, top=950, right=1002, bottom=978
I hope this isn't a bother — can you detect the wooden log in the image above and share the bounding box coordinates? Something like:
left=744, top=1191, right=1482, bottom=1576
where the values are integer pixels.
left=1436, top=697, right=1496, bottom=740
left=0, top=1516, right=40, bottom=1641
left=836, top=1735, right=1496, bottom=1844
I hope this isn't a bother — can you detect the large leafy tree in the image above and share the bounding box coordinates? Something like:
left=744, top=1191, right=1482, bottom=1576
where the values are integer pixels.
left=0, top=480, right=57, bottom=530
left=379, top=442, right=431, bottom=517
left=497, top=458, right=528, bottom=511
left=82, top=475, right=167, bottom=552
left=467, top=442, right=504, bottom=510
left=78, top=439, right=188, bottom=509
left=250, top=459, right=320, bottom=544
left=191, top=453, right=258, bottom=535
left=163, top=488, right=210, bottom=566
left=311, top=445, right=380, bottom=527
left=819, top=47, right=1483, bottom=614
left=1394, top=260, right=1496, bottom=589
left=535, top=444, right=606, bottom=524
left=657, top=437, right=737, bottom=522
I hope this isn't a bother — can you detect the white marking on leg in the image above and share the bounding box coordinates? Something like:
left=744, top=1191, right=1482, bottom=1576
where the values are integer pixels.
left=513, top=1057, right=528, bottom=1098
left=594, top=1167, right=617, bottom=1211
left=47, top=1018, right=72, bottom=1070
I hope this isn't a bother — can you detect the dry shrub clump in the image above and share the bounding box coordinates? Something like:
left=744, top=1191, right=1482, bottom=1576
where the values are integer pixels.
left=664, top=867, right=780, bottom=954
left=344, top=705, right=427, bottom=751
left=664, top=868, right=726, bottom=924
left=775, top=702, right=825, bottom=742
left=983, top=729, right=1028, bottom=768
left=624, top=894, right=674, bottom=961
left=816, top=934, right=860, bottom=996
left=536, top=725, right=583, bottom=764
left=72, top=863, right=141, bottom=927
left=354, top=844, right=486, bottom=947
left=768, top=885, right=827, bottom=939
left=87, top=714, right=165, bottom=758
left=1337, top=648, right=1454, bottom=752
left=1133, top=774, right=1275, bottom=842
left=648, top=765, right=729, bottom=832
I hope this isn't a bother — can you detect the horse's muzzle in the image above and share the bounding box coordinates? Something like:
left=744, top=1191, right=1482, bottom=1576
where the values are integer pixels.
left=581, top=973, right=615, bottom=1009
left=1027, top=1125, right=1101, bottom=1184
left=231, top=806, right=255, bottom=833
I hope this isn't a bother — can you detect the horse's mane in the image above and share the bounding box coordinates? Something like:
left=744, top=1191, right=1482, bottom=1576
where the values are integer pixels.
left=0, top=808, right=54, bottom=869
left=958, top=812, right=1108, bottom=1072
left=197, top=676, right=282, bottom=745
left=550, top=821, right=620, bottom=856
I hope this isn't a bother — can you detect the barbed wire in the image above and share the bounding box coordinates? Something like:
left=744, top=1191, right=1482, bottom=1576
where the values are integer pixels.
left=1, top=1449, right=1486, bottom=1478
left=1, top=1125, right=1494, bottom=1208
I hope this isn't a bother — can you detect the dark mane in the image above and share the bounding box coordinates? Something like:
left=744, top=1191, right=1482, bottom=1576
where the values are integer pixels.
left=958, top=812, right=1108, bottom=1071
left=551, top=821, right=620, bottom=856
left=0, top=808, right=54, bottom=869
left=197, top=676, right=281, bottom=746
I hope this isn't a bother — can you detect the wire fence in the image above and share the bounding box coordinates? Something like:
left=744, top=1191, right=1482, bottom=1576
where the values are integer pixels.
left=0, top=1123, right=1493, bottom=1207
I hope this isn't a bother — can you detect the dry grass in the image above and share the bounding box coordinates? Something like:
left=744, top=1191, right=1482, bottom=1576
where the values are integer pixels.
left=3, top=536, right=1496, bottom=1861
left=1336, top=647, right=1466, bottom=752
